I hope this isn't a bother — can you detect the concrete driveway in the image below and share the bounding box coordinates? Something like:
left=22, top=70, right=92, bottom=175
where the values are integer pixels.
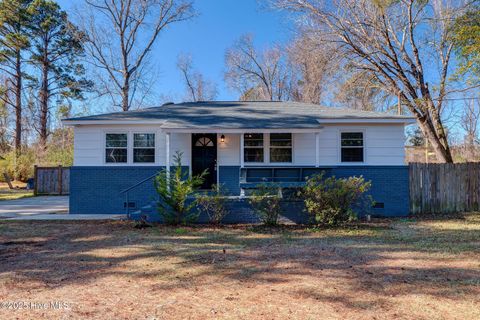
left=0, top=196, right=68, bottom=217
left=0, top=196, right=125, bottom=220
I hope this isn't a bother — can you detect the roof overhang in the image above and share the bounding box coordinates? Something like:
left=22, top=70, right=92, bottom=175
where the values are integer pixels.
left=162, top=128, right=324, bottom=133
left=317, top=118, right=416, bottom=124
left=62, top=120, right=166, bottom=126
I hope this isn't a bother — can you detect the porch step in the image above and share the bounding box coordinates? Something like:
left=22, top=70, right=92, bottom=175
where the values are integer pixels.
left=129, top=202, right=162, bottom=223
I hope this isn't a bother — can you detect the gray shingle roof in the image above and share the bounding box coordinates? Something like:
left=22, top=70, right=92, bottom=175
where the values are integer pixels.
left=63, top=101, right=415, bottom=129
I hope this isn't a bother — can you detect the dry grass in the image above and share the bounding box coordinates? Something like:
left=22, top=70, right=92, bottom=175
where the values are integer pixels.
left=0, top=182, right=33, bottom=201
left=0, top=215, right=479, bottom=319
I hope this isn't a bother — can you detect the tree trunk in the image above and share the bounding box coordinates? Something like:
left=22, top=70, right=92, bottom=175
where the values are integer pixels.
left=39, top=59, right=49, bottom=149
left=14, top=51, right=22, bottom=156
left=121, top=73, right=130, bottom=112
left=418, top=118, right=453, bottom=163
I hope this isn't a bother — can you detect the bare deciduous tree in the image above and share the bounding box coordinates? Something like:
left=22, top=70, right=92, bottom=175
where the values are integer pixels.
left=461, top=100, right=480, bottom=150
left=177, top=54, right=217, bottom=102
left=225, top=34, right=289, bottom=101
left=335, top=70, right=393, bottom=111
left=274, top=0, right=477, bottom=162
left=287, top=34, right=339, bottom=104
left=79, top=0, right=194, bottom=111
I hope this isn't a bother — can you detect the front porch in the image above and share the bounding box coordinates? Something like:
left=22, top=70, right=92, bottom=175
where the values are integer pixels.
left=163, top=130, right=324, bottom=190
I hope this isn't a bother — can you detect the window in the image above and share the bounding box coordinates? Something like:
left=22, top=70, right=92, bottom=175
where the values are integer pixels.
left=270, top=133, right=292, bottom=163
left=105, top=133, right=128, bottom=163
left=133, top=133, right=155, bottom=163
left=244, top=133, right=264, bottom=162
left=341, top=132, right=364, bottom=162
left=195, top=137, right=214, bottom=147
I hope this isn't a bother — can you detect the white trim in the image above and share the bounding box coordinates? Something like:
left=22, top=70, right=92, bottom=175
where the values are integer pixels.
left=242, top=132, right=295, bottom=166
left=166, top=133, right=171, bottom=175
left=337, top=129, right=367, bottom=164
left=64, top=118, right=415, bottom=127
left=189, top=135, right=193, bottom=176
left=315, top=132, right=320, bottom=168
left=132, top=132, right=156, bottom=165
left=103, top=130, right=129, bottom=165
left=216, top=134, right=220, bottom=186
left=268, top=132, right=293, bottom=164
left=63, top=120, right=167, bottom=126
left=158, top=128, right=324, bottom=133
left=318, top=118, right=415, bottom=124
left=240, top=133, right=245, bottom=168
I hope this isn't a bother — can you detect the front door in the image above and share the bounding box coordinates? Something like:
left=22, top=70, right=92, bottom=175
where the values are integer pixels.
left=192, top=133, right=217, bottom=189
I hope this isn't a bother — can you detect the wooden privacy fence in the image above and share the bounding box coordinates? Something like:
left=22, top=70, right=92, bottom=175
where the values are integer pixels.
left=409, top=163, right=480, bottom=214
left=34, top=166, right=70, bottom=195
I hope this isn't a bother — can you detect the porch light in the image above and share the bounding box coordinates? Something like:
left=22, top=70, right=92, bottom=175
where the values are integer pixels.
left=220, top=134, right=225, bottom=143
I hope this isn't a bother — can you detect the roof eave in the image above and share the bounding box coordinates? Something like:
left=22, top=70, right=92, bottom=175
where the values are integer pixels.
left=61, top=119, right=167, bottom=126
left=317, top=118, right=416, bottom=124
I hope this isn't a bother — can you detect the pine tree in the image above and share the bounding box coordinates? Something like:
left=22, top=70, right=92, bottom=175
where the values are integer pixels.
left=0, top=0, right=32, bottom=154
left=28, top=0, right=91, bottom=148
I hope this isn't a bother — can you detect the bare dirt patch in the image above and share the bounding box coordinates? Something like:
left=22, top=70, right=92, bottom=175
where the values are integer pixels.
left=0, top=215, right=479, bottom=319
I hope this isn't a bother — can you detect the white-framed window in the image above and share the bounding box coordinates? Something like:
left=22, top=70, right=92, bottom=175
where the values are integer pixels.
left=105, top=133, right=128, bottom=163
left=270, top=133, right=292, bottom=163
left=133, top=133, right=155, bottom=163
left=244, top=133, right=264, bottom=163
left=341, top=132, right=364, bottom=162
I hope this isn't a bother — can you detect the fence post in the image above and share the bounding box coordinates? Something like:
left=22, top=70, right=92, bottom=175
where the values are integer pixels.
left=58, top=165, right=63, bottom=195
left=34, top=165, right=38, bottom=196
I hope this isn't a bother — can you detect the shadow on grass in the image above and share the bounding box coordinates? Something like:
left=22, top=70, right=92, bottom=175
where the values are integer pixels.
left=0, top=216, right=479, bottom=311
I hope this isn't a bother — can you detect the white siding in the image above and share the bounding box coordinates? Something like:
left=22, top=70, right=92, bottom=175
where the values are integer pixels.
left=316, top=124, right=406, bottom=166
left=168, top=133, right=191, bottom=166
left=73, top=125, right=191, bottom=166
left=73, top=124, right=407, bottom=167
left=293, top=133, right=316, bottom=165
left=218, top=133, right=240, bottom=166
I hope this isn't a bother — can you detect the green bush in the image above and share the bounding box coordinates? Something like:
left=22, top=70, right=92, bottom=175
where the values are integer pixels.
left=196, top=184, right=229, bottom=225
left=154, top=152, right=206, bottom=225
left=303, top=173, right=372, bottom=225
left=248, top=184, right=282, bottom=226
left=2, top=149, right=36, bottom=181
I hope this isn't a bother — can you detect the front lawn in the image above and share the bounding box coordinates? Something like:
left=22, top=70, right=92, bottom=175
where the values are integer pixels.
left=0, top=182, right=33, bottom=201
left=0, top=215, right=479, bottom=319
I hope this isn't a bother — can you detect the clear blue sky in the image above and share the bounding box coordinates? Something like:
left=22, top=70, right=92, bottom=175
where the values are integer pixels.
left=58, top=0, right=293, bottom=104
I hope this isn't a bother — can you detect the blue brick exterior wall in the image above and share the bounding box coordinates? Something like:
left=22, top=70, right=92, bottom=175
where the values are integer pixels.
left=218, top=166, right=241, bottom=195
left=71, top=165, right=409, bottom=217
left=330, top=166, right=409, bottom=217
left=70, top=166, right=165, bottom=214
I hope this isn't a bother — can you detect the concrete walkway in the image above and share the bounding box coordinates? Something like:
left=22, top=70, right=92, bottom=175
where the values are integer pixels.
left=0, top=196, right=126, bottom=220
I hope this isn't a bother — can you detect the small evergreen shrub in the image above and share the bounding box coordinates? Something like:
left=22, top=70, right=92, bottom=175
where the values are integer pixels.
left=196, top=184, right=229, bottom=225
left=154, top=152, right=206, bottom=225
left=248, top=184, right=282, bottom=226
left=302, top=173, right=372, bottom=225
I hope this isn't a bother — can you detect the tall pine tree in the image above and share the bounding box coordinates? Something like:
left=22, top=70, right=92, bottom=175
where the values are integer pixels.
left=0, top=0, right=32, bottom=154
left=28, top=0, right=90, bottom=148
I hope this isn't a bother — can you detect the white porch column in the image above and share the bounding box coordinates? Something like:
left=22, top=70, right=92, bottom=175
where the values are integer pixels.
left=239, top=132, right=245, bottom=197
left=315, top=132, right=320, bottom=168
left=166, top=132, right=171, bottom=174
left=240, top=132, right=244, bottom=168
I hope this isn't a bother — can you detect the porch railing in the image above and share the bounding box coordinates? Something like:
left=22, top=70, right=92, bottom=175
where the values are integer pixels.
left=119, top=173, right=158, bottom=216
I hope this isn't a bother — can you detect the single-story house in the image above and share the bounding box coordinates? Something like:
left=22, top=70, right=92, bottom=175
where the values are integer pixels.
left=63, top=101, right=415, bottom=219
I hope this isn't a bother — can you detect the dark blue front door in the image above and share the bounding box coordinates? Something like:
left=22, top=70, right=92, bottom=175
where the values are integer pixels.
left=192, top=134, right=217, bottom=189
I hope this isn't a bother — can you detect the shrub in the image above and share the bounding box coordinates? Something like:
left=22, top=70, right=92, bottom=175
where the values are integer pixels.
left=154, top=152, right=206, bottom=225
left=196, top=184, right=229, bottom=225
left=302, top=173, right=372, bottom=225
left=2, top=149, right=36, bottom=181
left=248, top=184, right=282, bottom=226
